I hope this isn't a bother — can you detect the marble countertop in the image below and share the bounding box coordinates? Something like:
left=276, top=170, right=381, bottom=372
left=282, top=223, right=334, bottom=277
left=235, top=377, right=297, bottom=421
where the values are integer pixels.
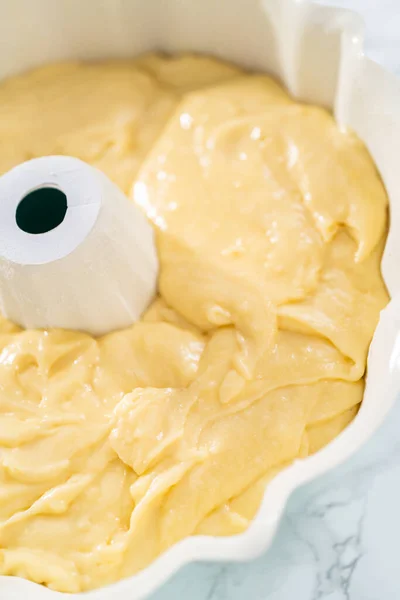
left=151, top=2, right=400, bottom=599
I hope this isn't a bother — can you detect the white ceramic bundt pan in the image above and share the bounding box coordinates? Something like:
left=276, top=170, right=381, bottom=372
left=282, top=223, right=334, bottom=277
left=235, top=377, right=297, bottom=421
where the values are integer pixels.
left=1, top=0, right=400, bottom=598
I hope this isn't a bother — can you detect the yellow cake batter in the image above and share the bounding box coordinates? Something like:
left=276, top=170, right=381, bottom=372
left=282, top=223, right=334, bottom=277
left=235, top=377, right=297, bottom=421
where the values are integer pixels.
left=0, top=55, right=389, bottom=592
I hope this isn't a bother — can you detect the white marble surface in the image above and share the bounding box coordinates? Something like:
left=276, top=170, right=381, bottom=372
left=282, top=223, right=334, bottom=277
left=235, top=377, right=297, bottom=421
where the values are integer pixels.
left=150, top=2, right=400, bottom=599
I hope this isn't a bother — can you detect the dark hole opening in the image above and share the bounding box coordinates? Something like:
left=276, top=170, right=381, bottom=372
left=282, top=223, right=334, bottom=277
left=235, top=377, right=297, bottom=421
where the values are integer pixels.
left=16, top=187, right=68, bottom=235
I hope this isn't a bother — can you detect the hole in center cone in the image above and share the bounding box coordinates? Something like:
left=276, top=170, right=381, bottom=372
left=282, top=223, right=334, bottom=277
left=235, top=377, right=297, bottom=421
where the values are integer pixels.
left=16, top=187, right=68, bottom=235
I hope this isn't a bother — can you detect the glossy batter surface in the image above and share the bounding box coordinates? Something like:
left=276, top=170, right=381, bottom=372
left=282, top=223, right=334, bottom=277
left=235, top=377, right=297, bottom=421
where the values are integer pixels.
left=0, top=55, right=389, bottom=592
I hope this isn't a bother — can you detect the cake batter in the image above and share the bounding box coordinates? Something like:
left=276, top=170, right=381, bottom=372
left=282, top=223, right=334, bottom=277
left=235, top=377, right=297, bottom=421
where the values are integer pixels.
left=0, top=54, right=389, bottom=592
